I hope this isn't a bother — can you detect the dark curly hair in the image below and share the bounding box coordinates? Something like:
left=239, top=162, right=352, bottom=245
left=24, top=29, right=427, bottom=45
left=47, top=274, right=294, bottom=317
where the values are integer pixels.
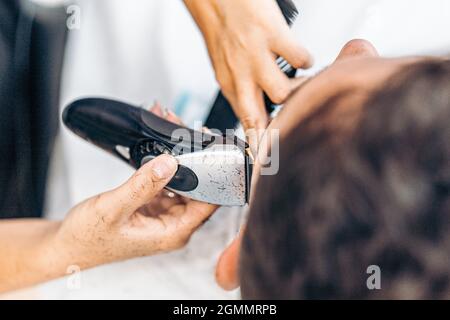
left=240, top=59, right=450, bottom=299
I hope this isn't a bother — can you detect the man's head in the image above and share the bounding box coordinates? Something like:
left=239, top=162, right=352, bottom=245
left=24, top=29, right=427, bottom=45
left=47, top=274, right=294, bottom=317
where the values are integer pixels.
left=215, top=39, right=450, bottom=298
left=241, top=56, right=450, bottom=299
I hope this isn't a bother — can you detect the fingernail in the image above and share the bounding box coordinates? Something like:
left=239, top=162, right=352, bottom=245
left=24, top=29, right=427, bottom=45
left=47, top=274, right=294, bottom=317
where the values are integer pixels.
left=151, top=155, right=178, bottom=179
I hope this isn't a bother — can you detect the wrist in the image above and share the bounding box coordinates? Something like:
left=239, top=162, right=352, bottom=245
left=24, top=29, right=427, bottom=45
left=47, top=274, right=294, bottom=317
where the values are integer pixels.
left=184, top=0, right=221, bottom=43
left=38, top=221, right=101, bottom=280
left=45, top=221, right=100, bottom=274
left=34, top=221, right=71, bottom=280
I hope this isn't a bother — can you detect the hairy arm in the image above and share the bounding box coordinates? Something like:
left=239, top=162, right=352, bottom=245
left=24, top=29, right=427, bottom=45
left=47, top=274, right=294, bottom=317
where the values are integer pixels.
left=0, top=153, right=217, bottom=294
left=0, top=219, right=64, bottom=293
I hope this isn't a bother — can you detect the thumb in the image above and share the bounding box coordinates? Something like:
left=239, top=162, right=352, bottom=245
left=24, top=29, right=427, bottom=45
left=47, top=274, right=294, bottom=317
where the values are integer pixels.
left=234, top=86, right=269, bottom=155
left=104, top=155, right=178, bottom=216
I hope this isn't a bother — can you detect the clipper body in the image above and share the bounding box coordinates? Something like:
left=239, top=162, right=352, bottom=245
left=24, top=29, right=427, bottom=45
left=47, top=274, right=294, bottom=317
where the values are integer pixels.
left=63, top=98, right=252, bottom=206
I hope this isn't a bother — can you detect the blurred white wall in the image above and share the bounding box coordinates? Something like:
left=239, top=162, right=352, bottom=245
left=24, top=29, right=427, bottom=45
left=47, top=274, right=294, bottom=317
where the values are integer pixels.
left=295, top=0, right=450, bottom=75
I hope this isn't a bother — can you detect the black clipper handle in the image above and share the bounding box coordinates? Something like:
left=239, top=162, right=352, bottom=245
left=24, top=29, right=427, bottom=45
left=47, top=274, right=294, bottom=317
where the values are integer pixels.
left=62, top=98, right=248, bottom=192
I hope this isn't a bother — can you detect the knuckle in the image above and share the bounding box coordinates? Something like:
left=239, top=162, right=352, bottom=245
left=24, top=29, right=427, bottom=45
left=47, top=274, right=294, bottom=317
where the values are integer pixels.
left=89, top=194, right=115, bottom=227
left=268, top=86, right=290, bottom=104
left=177, top=236, right=190, bottom=249
left=168, top=235, right=190, bottom=250
left=92, top=193, right=106, bottom=215
left=289, top=56, right=305, bottom=69
left=286, top=45, right=309, bottom=67
left=240, top=115, right=258, bottom=130
left=130, top=173, right=155, bottom=200
left=147, top=167, right=164, bottom=184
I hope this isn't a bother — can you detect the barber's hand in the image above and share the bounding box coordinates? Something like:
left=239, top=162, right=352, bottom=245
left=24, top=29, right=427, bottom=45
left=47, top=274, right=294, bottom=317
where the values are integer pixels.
left=185, top=0, right=312, bottom=144
left=51, top=154, right=218, bottom=270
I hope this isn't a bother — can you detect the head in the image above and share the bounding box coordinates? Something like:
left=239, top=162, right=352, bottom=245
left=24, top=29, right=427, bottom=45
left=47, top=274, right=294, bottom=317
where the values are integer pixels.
left=216, top=39, right=450, bottom=299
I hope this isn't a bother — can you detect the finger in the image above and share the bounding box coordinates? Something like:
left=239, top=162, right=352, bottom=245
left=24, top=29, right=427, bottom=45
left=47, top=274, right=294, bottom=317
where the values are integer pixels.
left=150, top=102, right=177, bottom=122
left=202, top=127, right=212, bottom=134
left=216, top=232, right=243, bottom=291
left=291, top=76, right=310, bottom=89
left=214, top=49, right=236, bottom=102
left=233, top=81, right=269, bottom=153
left=149, top=101, right=163, bottom=116
left=271, top=31, right=313, bottom=69
left=102, top=155, right=178, bottom=216
left=151, top=102, right=185, bottom=126
left=254, top=53, right=294, bottom=105
left=178, top=201, right=219, bottom=231
left=166, top=110, right=184, bottom=126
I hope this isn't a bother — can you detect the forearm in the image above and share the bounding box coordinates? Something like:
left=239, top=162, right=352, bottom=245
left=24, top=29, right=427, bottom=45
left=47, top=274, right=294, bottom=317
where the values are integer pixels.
left=0, top=219, right=64, bottom=293
left=183, top=0, right=221, bottom=42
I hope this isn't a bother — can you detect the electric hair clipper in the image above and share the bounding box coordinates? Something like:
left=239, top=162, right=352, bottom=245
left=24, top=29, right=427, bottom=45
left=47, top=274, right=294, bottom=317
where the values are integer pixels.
left=63, top=98, right=252, bottom=206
